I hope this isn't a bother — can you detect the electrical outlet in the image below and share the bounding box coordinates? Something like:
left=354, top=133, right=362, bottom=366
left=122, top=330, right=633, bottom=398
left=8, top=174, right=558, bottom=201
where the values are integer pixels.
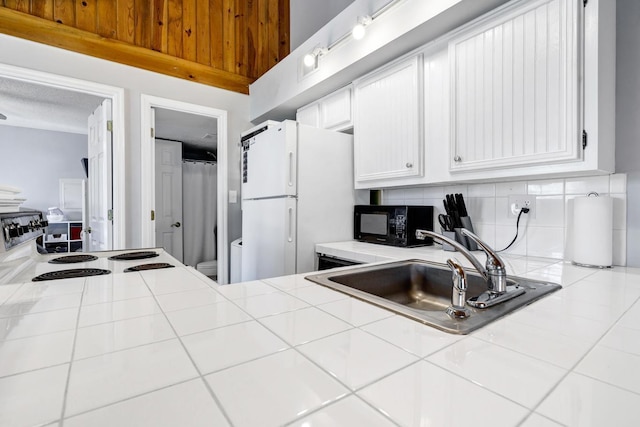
left=508, top=194, right=536, bottom=218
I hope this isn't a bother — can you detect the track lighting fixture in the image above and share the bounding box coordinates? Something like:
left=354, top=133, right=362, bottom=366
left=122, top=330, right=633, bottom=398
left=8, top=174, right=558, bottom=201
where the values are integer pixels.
left=303, top=46, right=328, bottom=68
left=352, top=15, right=372, bottom=40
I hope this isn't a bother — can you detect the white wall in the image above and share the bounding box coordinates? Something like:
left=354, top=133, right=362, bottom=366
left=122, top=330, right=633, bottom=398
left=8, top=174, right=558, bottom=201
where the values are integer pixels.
left=616, top=0, right=640, bottom=266
left=0, top=33, right=251, bottom=249
left=0, top=126, right=87, bottom=215
left=290, top=0, right=354, bottom=49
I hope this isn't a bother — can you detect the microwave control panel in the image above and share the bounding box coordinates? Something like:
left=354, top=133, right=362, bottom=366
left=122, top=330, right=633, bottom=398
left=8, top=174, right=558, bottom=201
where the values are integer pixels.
left=389, top=213, right=406, bottom=241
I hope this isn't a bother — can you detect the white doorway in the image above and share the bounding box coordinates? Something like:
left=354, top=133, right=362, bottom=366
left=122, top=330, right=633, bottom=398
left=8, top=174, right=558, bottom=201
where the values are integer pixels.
left=140, top=95, right=229, bottom=284
left=0, top=63, right=125, bottom=249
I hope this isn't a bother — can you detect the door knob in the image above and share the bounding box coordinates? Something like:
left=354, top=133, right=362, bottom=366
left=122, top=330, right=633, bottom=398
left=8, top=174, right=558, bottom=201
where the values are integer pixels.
left=171, top=222, right=181, bottom=228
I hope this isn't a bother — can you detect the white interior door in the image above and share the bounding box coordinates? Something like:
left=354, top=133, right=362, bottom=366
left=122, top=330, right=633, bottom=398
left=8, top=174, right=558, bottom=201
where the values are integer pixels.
left=87, top=98, right=113, bottom=252
left=154, top=136, right=184, bottom=261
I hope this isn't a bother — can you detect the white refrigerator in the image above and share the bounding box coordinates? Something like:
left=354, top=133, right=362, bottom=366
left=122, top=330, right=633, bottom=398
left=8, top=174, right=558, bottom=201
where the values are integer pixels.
left=240, top=120, right=355, bottom=281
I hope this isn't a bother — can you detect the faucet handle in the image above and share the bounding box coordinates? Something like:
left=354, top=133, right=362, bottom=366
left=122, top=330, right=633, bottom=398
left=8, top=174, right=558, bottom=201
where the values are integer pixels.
left=445, top=258, right=470, bottom=319
left=460, top=228, right=507, bottom=294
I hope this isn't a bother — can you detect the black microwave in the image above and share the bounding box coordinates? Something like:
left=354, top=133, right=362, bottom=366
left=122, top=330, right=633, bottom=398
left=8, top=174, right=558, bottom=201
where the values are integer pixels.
left=354, top=205, right=434, bottom=247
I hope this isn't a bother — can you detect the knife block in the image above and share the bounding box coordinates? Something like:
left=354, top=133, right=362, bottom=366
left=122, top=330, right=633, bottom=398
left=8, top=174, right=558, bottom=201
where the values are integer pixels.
left=459, top=217, right=478, bottom=251
left=440, top=216, right=479, bottom=252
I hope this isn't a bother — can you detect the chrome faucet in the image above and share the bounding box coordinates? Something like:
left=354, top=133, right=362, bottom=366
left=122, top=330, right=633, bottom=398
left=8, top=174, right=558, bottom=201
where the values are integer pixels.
left=445, top=258, right=470, bottom=319
left=416, top=228, right=524, bottom=309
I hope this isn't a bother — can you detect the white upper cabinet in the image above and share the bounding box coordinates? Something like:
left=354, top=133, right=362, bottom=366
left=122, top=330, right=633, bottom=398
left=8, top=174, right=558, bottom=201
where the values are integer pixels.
left=449, top=0, right=581, bottom=172
left=353, top=56, right=423, bottom=186
left=296, top=85, right=353, bottom=132
left=296, top=102, right=320, bottom=128
left=300, top=0, right=613, bottom=189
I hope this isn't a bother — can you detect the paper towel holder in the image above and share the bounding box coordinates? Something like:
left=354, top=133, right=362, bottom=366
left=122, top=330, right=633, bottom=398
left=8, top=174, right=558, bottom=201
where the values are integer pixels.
left=570, top=191, right=613, bottom=269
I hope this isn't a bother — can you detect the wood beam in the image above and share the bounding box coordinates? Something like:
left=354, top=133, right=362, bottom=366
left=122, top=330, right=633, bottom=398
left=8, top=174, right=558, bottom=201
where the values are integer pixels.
left=0, top=7, right=252, bottom=94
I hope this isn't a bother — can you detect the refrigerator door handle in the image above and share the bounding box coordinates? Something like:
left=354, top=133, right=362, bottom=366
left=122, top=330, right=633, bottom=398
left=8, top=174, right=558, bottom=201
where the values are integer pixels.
left=288, top=207, right=294, bottom=242
left=288, top=151, right=294, bottom=187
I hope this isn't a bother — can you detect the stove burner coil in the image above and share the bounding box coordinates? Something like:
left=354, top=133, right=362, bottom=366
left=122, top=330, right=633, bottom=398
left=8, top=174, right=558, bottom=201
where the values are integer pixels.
left=108, top=251, right=160, bottom=261
left=48, top=254, right=99, bottom=264
left=32, top=268, right=111, bottom=282
left=123, top=263, right=175, bottom=272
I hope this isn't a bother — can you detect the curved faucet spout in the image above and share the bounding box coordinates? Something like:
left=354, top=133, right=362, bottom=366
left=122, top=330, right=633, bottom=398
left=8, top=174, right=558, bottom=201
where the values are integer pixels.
left=415, top=228, right=508, bottom=294
left=415, top=229, right=488, bottom=282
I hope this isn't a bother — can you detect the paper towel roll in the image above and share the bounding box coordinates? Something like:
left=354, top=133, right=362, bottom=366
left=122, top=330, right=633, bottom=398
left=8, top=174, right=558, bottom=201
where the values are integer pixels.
left=572, top=195, right=613, bottom=267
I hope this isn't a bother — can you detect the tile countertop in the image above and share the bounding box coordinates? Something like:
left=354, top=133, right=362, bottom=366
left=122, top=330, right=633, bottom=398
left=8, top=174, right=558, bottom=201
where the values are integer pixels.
left=1, top=243, right=640, bottom=426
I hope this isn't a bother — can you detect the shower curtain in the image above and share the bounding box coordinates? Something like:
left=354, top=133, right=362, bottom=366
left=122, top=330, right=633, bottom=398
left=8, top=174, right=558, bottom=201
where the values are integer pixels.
left=182, top=161, right=217, bottom=267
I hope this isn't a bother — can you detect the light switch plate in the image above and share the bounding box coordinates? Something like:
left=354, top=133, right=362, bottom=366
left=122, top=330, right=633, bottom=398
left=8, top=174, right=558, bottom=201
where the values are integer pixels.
left=229, top=190, right=238, bottom=204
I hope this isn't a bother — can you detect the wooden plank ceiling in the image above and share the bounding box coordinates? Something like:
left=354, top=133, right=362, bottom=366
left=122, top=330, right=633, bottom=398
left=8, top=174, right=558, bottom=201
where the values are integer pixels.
left=0, top=0, right=290, bottom=94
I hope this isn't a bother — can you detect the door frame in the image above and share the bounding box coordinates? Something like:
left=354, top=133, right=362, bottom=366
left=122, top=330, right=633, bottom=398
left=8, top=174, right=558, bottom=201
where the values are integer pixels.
left=0, top=63, right=125, bottom=249
left=140, top=95, right=229, bottom=284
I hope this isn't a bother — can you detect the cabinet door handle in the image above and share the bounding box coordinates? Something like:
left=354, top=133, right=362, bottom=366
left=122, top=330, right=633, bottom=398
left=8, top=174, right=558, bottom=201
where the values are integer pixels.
left=406, top=162, right=413, bottom=168
left=171, top=222, right=181, bottom=228
left=453, top=155, right=462, bottom=162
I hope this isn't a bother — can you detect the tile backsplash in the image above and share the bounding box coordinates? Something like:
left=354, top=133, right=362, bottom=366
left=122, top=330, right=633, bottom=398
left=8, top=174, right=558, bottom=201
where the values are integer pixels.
left=382, top=174, right=627, bottom=266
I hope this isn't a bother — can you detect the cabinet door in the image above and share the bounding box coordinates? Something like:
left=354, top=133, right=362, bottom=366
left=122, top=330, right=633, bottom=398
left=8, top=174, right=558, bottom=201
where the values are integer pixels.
left=449, top=0, right=581, bottom=172
left=354, top=56, right=423, bottom=182
left=296, top=102, right=320, bottom=127
left=296, top=86, right=353, bottom=131
left=321, top=86, right=352, bottom=130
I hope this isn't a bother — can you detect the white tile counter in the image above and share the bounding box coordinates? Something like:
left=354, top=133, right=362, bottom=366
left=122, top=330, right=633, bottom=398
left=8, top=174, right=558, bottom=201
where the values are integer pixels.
left=2, top=242, right=640, bottom=426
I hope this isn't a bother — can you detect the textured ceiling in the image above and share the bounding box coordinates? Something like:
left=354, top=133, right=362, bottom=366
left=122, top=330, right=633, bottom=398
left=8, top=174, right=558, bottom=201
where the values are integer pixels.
left=154, top=107, right=218, bottom=151
left=0, top=77, right=218, bottom=151
left=0, top=77, right=103, bottom=134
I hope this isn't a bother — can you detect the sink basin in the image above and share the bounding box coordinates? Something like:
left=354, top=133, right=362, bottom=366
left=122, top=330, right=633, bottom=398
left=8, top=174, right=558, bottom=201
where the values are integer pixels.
left=305, top=259, right=561, bottom=334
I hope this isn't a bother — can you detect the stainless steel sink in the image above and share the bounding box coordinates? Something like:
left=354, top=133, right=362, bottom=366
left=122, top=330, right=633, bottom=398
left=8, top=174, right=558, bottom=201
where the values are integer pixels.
left=305, top=259, right=561, bottom=334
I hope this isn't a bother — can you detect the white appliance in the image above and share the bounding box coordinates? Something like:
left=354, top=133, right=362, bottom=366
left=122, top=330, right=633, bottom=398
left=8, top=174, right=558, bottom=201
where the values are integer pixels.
left=240, top=120, right=354, bottom=281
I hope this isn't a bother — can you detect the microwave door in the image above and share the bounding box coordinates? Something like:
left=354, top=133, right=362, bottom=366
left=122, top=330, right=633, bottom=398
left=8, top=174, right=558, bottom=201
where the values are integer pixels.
left=360, top=213, right=389, bottom=237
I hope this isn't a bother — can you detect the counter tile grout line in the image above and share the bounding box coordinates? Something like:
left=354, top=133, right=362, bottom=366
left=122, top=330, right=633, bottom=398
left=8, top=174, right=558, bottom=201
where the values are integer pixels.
left=79, top=292, right=158, bottom=308
left=58, top=277, right=87, bottom=427
left=469, top=315, right=602, bottom=372
left=419, top=354, right=537, bottom=411
left=60, top=377, right=201, bottom=423
left=252, top=309, right=439, bottom=423
left=0, top=310, right=80, bottom=342
left=70, top=336, right=177, bottom=363
left=138, top=273, right=237, bottom=427
left=0, top=360, right=70, bottom=381
left=570, top=371, right=640, bottom=398
left=282, top=392, right=404, bottom=427
left=312, top=299, right=395, bottom=328
left=353, top=314, right=466, bottom=359
left=522, top=295, right=640, bottom=423
left=252, top=317, right=361, bottom=425
left=516, top=412, right=569, bottom=427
